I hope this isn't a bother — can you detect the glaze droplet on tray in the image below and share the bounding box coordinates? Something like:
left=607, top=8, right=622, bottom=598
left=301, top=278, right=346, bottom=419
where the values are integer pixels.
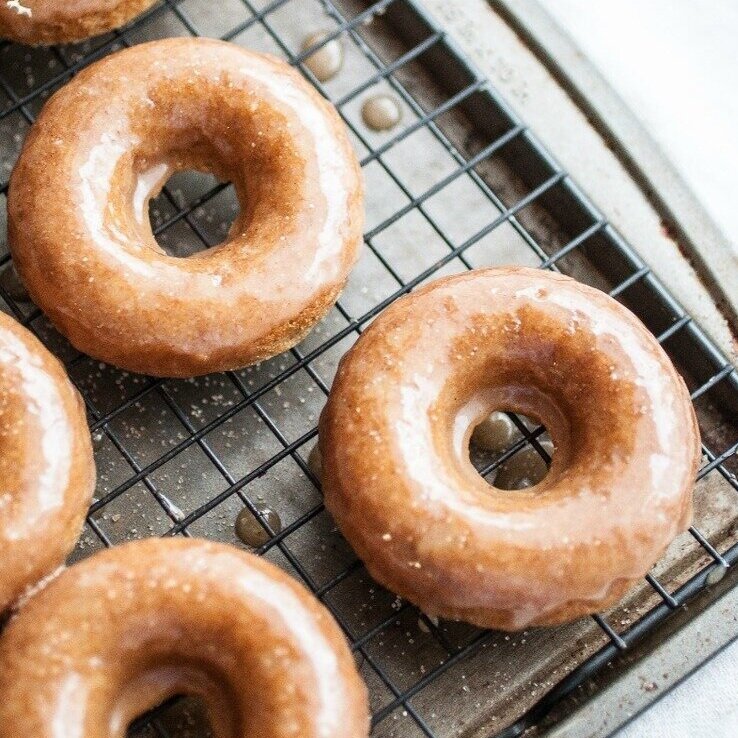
left=361, top=94, right=402, bottom=131
left=235, top=504, right=282, bottom=548
left=302, top=30, right=343, bottom=82
left=471, top=411, right=515, bottom=453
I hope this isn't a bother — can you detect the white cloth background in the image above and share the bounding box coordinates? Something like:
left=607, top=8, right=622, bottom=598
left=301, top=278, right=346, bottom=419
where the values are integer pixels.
left=538, top=0, right=738, bottom=246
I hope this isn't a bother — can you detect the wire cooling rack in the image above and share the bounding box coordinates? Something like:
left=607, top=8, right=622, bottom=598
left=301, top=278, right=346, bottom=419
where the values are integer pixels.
left=1, top=1, right=737, bottom=736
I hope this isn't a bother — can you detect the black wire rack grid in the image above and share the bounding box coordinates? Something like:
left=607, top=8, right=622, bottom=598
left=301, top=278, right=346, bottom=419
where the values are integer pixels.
left=0, top=1, right=737, bottom=736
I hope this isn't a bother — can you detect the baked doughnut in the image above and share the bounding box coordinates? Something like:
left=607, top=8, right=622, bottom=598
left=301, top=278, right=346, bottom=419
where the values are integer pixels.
left=9, top=38, right=363, bottom=377
left=319, top=267, right=700, bottom=630
left=0, top=0, right=156, bottom=45
left=0, top=311, right=95, bottom=613
left=0, top=537, right=370, bottom=737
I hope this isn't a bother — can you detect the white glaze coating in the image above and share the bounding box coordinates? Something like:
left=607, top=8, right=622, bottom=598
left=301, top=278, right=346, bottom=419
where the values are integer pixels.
left=0, top=312, right=95, bottom=612
left=320, top=267, right=700, bottom=629
left=9, top=39, right=363, bottom=377
left=0, top=0, right=156, bottom=45
left=0, top=538, right=370, bottom=737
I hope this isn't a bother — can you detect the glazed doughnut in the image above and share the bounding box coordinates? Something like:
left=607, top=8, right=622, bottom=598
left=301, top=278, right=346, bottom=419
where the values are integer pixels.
left=319, top=267, right=700, bottom=630
left=0, top=311, right=95, bottom=613
left=0, top=0, right=156, bottom=45
left=0, top=538, right=370, bottom=737
left=9, top=38, right=363, bottom=377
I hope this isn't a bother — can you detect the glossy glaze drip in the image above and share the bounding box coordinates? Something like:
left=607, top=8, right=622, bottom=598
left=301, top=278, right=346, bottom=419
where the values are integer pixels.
left=308, top=442, right=323, bottom=483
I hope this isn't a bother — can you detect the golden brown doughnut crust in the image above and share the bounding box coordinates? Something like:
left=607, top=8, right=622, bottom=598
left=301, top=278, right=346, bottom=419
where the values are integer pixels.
left=9, top=39, right=364, bottom=377
left=0, top=311, right=95, bottom=613
left=0, top=538, right=370, bottom=737
left=0, top=0, right=156, bottom=45
left=320, top=267, right=700, bottom=630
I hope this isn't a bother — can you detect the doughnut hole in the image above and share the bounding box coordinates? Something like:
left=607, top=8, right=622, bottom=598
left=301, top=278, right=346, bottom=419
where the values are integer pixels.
left=469, top=411, right=555, bottom=490
left=126, top=80, right=303, bottom=264
left=148, top=169, right=240, bottom=258
left=129, top=695, right=214, bottom=736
